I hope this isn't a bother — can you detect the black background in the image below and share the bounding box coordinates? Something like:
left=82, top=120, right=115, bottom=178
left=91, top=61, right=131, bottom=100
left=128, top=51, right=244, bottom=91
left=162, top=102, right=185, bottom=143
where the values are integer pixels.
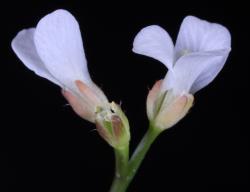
left=4, top=1, right=248, bottom=191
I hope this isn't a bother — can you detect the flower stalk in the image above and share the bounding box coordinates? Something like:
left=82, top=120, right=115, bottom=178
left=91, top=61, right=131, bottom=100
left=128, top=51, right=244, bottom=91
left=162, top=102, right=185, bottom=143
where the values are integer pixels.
left=109, top=145, right=129, bottom=192
left=109, top=124, right=161, bottom=192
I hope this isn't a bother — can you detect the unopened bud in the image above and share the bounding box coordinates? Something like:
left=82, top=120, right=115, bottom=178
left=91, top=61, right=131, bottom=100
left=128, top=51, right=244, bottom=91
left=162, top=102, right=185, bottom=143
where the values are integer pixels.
left=95, top=102, right=130, bottom=149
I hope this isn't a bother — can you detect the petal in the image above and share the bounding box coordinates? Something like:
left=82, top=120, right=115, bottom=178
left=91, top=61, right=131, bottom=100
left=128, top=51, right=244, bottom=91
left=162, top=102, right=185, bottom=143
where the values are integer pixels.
left=34, top=9, right=92, bottom=91
left=170, top=51, right=228, bottom=94
left=133, top=25, right=174, bottom=69
left=161, top=70, right=175, bottom=92
left=175, top=16, right=231, bottom=60
left=190, top=51, right=230, bottom=93
left=11, top=28, right=62, bottom=86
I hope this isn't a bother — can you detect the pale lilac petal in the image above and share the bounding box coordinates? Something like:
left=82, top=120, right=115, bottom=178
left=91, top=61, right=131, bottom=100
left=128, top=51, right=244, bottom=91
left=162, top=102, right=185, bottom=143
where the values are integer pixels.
left=11, top=28, right=62, bottom=86
left=170, top=51, right=227, bottom=94
left=175, top=16, right=231, bottom=60
left=133, top=25, right=174, bottom=69
left=190, top=50, right=230, bottom=93
left=34, top=9, right=92, bottom=91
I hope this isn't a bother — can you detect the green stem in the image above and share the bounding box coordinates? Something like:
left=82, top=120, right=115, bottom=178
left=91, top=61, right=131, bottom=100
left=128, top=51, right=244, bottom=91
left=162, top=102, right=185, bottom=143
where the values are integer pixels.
left=109, top=145, right=129, bottom=192
left=109, top=124, right=161, bottom=192
left=127, top=125, right=161, bottom=187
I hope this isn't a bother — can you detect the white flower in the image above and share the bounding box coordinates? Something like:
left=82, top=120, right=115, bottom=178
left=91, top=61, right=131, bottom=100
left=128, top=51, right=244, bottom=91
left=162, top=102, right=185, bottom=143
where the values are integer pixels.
left=11, top=9, right=109, bottom=122
left=133, top=16, right=231, bottom=130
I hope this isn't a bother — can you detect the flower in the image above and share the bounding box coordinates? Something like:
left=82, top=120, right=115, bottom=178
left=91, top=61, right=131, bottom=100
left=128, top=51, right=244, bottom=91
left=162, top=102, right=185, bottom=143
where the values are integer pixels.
left=11, top=9, right=109, bottom=123
left=133, top=16, right=231, bottom=130
left=12, top=9, right=130, bottom=149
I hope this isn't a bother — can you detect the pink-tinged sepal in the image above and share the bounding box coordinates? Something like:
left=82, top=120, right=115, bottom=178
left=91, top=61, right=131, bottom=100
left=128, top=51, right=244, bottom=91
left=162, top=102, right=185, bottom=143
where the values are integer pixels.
left=62, top=80, right=109, bottom=123
left=153, top=91, right=194, bottom=130
left=146, top=80, right=163, bottom=120
left=147, top=81, right=194, bottom=131
left=62, top=89, right=96, bottom=123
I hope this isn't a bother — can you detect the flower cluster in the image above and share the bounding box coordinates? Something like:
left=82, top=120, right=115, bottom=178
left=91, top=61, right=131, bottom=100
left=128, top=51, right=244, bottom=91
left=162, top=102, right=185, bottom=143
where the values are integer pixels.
left=12, top=9, right=231, bottom=168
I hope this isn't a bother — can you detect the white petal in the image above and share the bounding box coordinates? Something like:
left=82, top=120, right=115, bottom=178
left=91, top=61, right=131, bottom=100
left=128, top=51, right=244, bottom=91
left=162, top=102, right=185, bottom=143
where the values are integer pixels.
left=133, top=25, right=174, bottom=69
left=190, top=50, right=230, bottom=93
left=161, top=70, right=175, bottom=92
left=11, top=28, right=62, bottom=86
left=170, top=51, right=228, bottom=94
left=34, top=9, right=92, bottom=91
left=175, top=16, right=231, bottom=60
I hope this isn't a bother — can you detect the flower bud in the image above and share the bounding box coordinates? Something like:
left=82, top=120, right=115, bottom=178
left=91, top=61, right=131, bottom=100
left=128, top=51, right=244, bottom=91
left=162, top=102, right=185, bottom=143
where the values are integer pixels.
left=147, top=80, right=194, bottom=130
left=95, top=102, right=130, bottom=149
